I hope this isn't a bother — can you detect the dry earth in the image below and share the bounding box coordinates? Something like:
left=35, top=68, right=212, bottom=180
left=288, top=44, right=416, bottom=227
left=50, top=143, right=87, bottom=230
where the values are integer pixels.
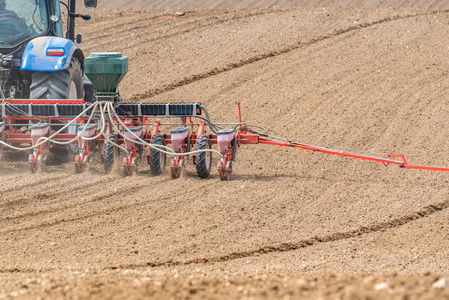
left=2, top=3, right=449, bottom=300
left=88, top=0, right=449, bottom=10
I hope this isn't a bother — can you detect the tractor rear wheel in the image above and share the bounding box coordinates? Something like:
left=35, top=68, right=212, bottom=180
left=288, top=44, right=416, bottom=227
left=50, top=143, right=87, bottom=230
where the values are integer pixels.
left=149, top=134, right=166, bottom=176
left=30, top=58, right=84, bottom=100
left=195, top=134, right=212, bottom=178
left=30, top=58, right=84, bottom=163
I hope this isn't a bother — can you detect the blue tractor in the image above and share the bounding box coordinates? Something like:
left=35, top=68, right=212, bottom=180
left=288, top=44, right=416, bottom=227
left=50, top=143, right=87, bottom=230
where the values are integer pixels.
left=0, top=0, right=96, bottom=101
left=0, top=0, right=97, bottom=161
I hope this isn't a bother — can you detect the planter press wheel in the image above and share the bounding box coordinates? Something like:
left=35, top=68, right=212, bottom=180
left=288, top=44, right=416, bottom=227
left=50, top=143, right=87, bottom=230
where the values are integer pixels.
left=195, top=134, right=212, bottom=178
left=103, top=133, right=119, bottom=174
left=170, top=135, right=189, bottom=179
left=30, top=148, right=48, bottom=174
left=123, top=157, right=139, bottom=177
left=30, top=128, right=50, bottom=174
left=74, top=155, right=83, bottom=173
left=74, top=137, right=97, bottom=174
left=30, top=156, right=38, bottom=173
left=74, top=154, right=88, bottom=174
left=30, top=154, right=43, bottom=173
left=149, top=134, right=167, bottom=176
left=123, top=134, right=143, bottom=177
left=219, top=162, right=232, bottom=181
left=170, top=159, right=182, bottom=179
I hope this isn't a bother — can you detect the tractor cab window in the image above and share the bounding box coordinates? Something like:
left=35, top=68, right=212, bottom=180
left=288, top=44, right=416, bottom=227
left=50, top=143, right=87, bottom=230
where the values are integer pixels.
left=0, top=0, right=49, bottom=47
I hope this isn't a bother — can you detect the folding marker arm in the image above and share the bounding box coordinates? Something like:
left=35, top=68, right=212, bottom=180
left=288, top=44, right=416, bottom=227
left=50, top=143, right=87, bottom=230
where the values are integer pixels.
left=257, top=137, right=449, bottom=172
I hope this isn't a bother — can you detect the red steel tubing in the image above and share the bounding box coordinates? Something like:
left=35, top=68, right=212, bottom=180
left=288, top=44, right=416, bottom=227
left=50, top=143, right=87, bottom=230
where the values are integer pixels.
left=258, top=138, right=449, bottom=172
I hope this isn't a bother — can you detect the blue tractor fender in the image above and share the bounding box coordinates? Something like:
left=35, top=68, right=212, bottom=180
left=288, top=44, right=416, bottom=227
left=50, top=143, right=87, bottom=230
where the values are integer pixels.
left=20, top=36, right=84, bottom=72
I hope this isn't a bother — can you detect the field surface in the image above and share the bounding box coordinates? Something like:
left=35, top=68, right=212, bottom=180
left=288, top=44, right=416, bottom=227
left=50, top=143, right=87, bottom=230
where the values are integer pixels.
left=3, top=2, right=449, bottom=300
left=92, top=0, right=449, bottom=10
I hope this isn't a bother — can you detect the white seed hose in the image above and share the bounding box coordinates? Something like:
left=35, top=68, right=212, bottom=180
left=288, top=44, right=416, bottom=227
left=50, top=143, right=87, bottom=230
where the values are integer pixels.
left=0, top=101, right=222, bottom=158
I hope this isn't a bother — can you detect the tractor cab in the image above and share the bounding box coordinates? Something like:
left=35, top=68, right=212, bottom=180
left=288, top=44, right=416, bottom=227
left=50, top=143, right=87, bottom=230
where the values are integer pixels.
left=0, top=0, right=96, bottom=50
left=0, top=0, right=96, bottom=99
left=0, top=0, right=60, bottom=48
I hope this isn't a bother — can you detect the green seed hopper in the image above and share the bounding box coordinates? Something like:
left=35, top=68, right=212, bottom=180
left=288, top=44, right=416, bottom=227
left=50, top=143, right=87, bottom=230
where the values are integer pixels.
left=84, top=52, right=128, bottom=95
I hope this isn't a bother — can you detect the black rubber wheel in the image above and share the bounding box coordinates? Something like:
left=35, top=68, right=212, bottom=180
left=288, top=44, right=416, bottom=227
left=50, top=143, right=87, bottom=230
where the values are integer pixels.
left=74, top=154, right=86, bottom=174
left=149, top=134, right=166, bottom=176
left=30, top=153, right=44, bottom=174
left=123, top=163, right=137, bottom=177
left=75, top=163, right=84, bottom=174
left=30, top=58, right=84, bottom=99
left=103, top=134, right=118, bottom=173
left=170, top=166, right=181, bottom=179
left=219, top=167, right=232, bottom=181
left=30, top=155, right=38, bottom=174
left=195, top=134, right=212, bottom=178
left=30, top=58, right=84, bottom=163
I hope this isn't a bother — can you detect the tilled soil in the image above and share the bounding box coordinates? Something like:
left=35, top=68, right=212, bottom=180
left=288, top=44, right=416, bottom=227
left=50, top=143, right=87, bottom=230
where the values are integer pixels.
left=91, top=0, right=449, bottom=10
left=2, top=5, right=449, bottom=300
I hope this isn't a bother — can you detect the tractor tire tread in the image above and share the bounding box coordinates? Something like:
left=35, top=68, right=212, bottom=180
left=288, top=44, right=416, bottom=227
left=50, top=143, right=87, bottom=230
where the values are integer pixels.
left=30, top=58, right=83, bottom=99
left=29, top=73, right=50, bottom=89
left=48, top=80, right=67, bottom=98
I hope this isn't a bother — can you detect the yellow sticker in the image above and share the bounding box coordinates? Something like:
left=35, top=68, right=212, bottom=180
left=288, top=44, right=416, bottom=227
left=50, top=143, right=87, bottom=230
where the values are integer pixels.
left=55, top=65, right=58, bottom=69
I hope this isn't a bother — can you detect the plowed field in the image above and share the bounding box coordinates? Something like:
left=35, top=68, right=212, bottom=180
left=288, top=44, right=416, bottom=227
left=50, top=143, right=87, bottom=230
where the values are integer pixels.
left=91, top=0, right=449, bottom=10
left=3, top=3, right=449, bottom=300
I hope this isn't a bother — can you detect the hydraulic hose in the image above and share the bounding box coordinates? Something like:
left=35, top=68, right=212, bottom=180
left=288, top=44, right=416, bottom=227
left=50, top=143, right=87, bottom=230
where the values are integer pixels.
left=199, top=104, right=220, bottom=134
